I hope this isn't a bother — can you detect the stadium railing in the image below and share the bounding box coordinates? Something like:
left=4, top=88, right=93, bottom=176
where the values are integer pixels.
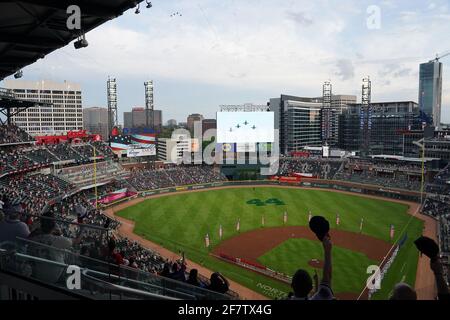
left=9, top=238, right=232, bottom=300
left=0, top=247, right=178, bottom=300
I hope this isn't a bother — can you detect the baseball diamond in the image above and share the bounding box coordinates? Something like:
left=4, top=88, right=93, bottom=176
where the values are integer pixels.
left=113, top=185, right=427, bottom=300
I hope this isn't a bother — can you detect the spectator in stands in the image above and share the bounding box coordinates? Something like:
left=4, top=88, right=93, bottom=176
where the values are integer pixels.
left=170, top=261, right=187, bottom=282
left=128, top=257, right=138, bottom=269
left=430, top=256, right=450, bottom=300
left=160, top=263, right=172, bottom=278
left=207, top=272, right=229, bottom=294
left=27, top=212, right=79, bottom=283
left=107, top=238, right=126, bottom=265
left=29, top=212, right=79, bottom=248
left=389, top=283, right=417, bottom=300
left=186, top=269, right=202, bottom=287
left=0, top=204, right=30, bottom=243
left=289, top=235, right=333, bottom=300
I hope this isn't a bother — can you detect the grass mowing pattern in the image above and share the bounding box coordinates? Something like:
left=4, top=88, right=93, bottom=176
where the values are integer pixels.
left=258, top=238, right=378, bottom=294
left=117, top=187, right=423, bottom=299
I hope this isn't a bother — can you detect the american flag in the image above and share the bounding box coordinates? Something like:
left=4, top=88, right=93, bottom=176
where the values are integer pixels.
left=110, top=135, right=133, bottom=152
left=205, top=233, right=210, bottom=248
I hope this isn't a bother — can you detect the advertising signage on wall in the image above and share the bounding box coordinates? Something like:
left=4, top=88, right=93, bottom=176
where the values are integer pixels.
left=126, top=145, right=156, bottom=157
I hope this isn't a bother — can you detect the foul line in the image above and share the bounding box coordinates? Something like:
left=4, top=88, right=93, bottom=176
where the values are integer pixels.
left=356, top=204, right=422, bottom=300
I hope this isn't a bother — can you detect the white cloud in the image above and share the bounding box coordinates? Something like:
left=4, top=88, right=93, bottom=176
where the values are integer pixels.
left=15, top=0, right=450, bottom=121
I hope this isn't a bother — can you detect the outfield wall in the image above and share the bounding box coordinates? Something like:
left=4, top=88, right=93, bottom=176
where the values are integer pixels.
left=99, top=178, right=421, bottom=210
left=133, top=179, right=422, bottom=203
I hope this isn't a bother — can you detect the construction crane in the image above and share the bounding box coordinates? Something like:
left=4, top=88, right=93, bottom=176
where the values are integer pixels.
left=429, top=51, right=450, bottom=63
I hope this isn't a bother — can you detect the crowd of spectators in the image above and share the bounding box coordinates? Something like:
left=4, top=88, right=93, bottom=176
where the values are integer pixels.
left=56, top=161, right=124, bottom=187
left=422, top=195, right=449, bottom=218
left=277, top=157, right=424, bottom=191
left=126, top=165, right=227, bottom=191
left=278, top=158, right=344, bottom=180
left=330, top=158, right=422, bottom=191
left=0, top=147, right=35, bottom=175
left=0, top=124, right=33, bottom=145
left=422, top=165, right=450, bottom=256
left=0, top=141, right=114, bottom=176
left=427, top=164, right=450, bottom=196
left=333, top=168, right=422, bottom=191
left=0, top=173, right=73, bottom=216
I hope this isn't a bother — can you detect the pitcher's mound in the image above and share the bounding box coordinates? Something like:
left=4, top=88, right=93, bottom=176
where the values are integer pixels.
left=308, top=259, right=324, bottom=269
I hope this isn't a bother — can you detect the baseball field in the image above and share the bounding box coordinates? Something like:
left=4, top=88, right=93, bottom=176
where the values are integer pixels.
left=116, top=186, right=424, bottom=299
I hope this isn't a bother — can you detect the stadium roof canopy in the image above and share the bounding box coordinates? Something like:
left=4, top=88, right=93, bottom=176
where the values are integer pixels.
left=0, top=0, right=143, bottom=81
left=0, top=87, right=51, bottom=125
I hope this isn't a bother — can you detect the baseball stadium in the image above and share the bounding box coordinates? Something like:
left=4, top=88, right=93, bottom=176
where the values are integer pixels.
left=0, top=0, right=449, bottom=305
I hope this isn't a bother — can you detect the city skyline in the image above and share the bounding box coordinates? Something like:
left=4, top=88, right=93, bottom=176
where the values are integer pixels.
left=0, top=0, right=449, bottom=124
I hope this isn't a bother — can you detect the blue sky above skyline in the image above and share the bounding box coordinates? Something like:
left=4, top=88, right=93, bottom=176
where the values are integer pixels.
left=1, top=0, right=450, bottom=124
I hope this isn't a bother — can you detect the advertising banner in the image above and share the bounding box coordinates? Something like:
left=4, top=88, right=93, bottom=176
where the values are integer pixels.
left=126, top=145, right=156, bottom=157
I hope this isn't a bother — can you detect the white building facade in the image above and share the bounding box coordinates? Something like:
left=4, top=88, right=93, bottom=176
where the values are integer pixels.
left=4, top=79, right=83, bottom=135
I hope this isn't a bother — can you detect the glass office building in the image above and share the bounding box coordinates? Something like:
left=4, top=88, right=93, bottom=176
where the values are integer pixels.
left=339, top=101, right=422, bottom=156
left=270, top=95, right=322, bottom=155
left=419, top=61, right=443, bottom=128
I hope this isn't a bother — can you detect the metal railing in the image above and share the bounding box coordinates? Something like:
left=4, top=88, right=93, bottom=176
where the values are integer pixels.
left=4, top=237, right=232, bottom=300
left=0, top=248, right=176, bottom=300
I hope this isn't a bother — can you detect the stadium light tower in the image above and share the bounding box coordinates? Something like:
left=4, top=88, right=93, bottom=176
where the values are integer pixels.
left=144, top=80, right=154, bottom=130
left=322, top=81, right=332, bottom=146
left=361, top=77, right=372, bottom=156
left=107, top=77, right=118, bottom=140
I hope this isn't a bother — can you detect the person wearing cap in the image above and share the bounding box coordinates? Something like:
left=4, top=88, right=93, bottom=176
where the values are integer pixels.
left=0, top=203, right=30, bottom=244
left=28, top=212, right=81, bottom=284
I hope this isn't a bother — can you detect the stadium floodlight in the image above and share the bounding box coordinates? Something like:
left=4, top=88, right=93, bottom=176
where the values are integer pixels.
left=73, top=34, right=88, bottom=49
left=14, top=70, right=23, bottom=79
left=146, top=1, right=152, bottom=8
left=135, top=3, right=140, bottom=14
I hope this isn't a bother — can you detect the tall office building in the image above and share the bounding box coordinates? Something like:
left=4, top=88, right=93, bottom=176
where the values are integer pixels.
left=83, top=107, right=109, bottom=138
left=123, top=107, right=162, bottom=131
left=202, top=119, right=217, bottom=135
left=269, top=95, right=322, bottom=155
left=4, top=79, right=83, bottom=135
left=317, top=94, right=357, bottom=146
left=187, top=113, right=204, bottom=132
left=331, top=95, right=357, bottom=111
left=419, top=61, right=443, bottom=128
left=166, top=119, right=177, bottom=127
left=157, top=134, right=192, bottom=163
left=339, top=101, right=422, bottom=155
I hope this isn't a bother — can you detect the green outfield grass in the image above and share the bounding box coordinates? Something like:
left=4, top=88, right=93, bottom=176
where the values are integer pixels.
left=117, top=187, right=423, bottom=299
left=258, top=238, right=378, bottom=294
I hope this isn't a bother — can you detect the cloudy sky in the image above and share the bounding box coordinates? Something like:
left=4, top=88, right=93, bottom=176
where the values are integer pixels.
left=3, top=0, right=450, bottom=124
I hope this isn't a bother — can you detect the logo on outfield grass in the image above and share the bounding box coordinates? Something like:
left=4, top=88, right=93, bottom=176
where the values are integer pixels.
left=256, top=283, right=287, bottom=298
left=247, top=198, right=285, bottom=206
